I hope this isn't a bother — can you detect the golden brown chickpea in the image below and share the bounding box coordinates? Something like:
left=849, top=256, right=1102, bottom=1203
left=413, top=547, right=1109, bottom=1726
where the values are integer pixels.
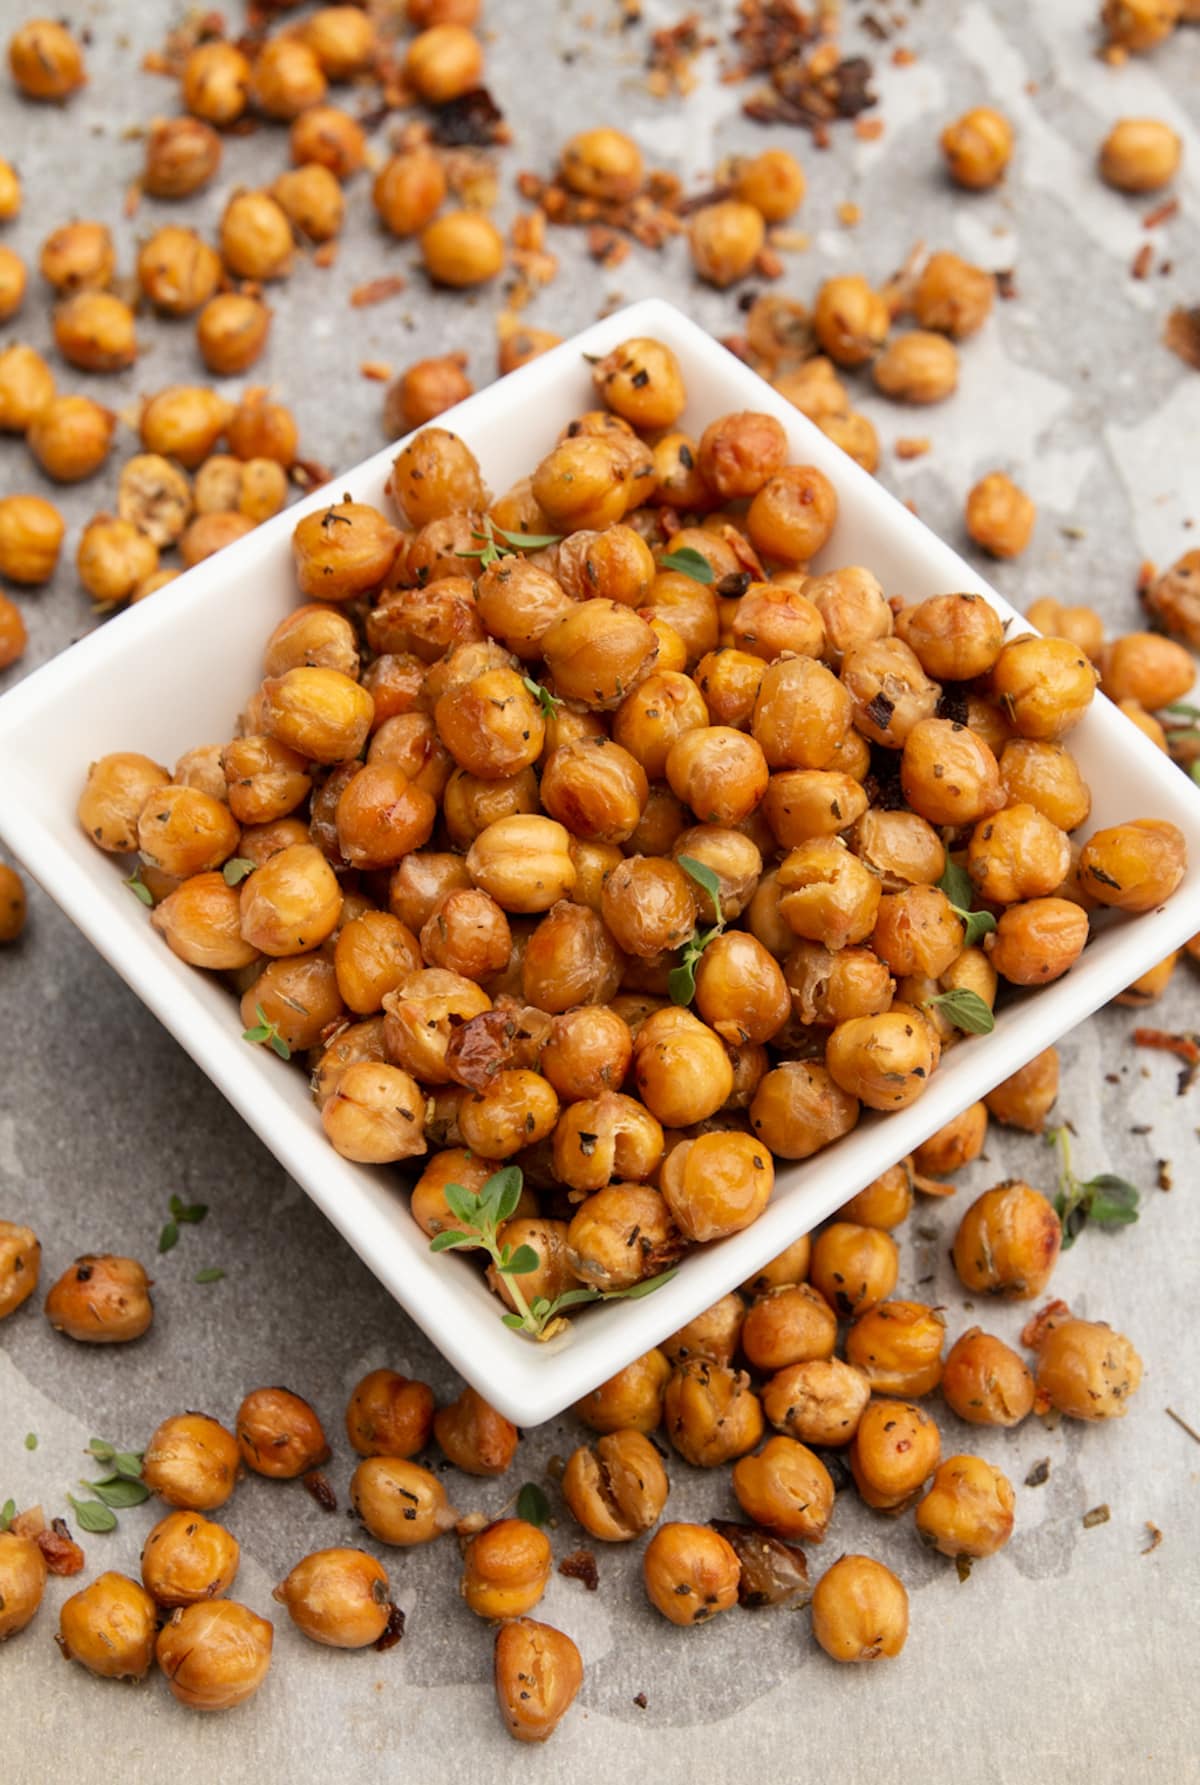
left=157, top=1600, right=272, bottom=1710
left=554, top=527, right=658, bottom=611
left=140, top=385, right=231, bottom=469
left=1098, top=117, right=1182, bottom=192
left=0, top=493, right=63, bottom=585
left=58, top=1573, right=157, bottom=1680
left=272, top=163, right=345, bottom=242
left=10, top=18, right=86, bottom=99
left=586, top=337, right=682, bottom=433
left=537, top=743, right=645, bottom=851
left=988, top=897, right=1089, bottom=984
left=50, top=290, right=132, bottom=374
left=827, top=1003, right=939, bottom=1106
left=774, top=357, right=849, bottom=424
left=695, top=412, right=786, bottom=502
left=238, top=841, right=342, bottom=954
left=900, top=718, right=1003, bottom=828
left=732, top=1435, right=834, bottom=1542
left=384, top=967, right=491, bottom=1083
left=941, top=1327, right=1034, bottom=1427
left=538, top=603, right=656, bottom=714
left=740, top=1235, right=812, bottom=1299
left=763, top=769, right=867, bottom=849
left=291, top=102, right=366, bottom=179
left=762, top=1357, right=871, bottom=1447
left=235, top=1387, right=329, bottom=1480
left=731, top=583, right=823, bottom=664
left=134, top=783, right=239, bottom=879
left=1102, top=0, right=1181, bottom=51
left=78, top=752, right=169, bottom=852
left=28, top=391, right=114, bottom=481
left=219, top=190, right=293, bottom=282
left=244, top=953, right=344, bottom=1052
left=871, top=886, right=964, bottom=979
left=332, top=911, right=419, bottom=1014
left=873, top=331, right=959, bottom=403
left=0, top=343, right=55, bottom=434
left=372, top=147, right=447, bottom=237
left=809, top=1222, right=898, bottom=1319
left=462, top=1520, right=552, bottom=1622
left=691, top=649, right=762, bottom=732
left=846, top=1301, right=945, bottom=1399
left=688, top=199, right=764, bottom=286
left=421, top=209, right=505, bottom=288
left=144, top=115, right=222, bottom=199
left=141, top=1510, right=240, bottom=1610
left=802, top=566, right=887, bottom=662
left=850, top=811, right=945, bottom=894
left=941, top=105, right=1013, bottom=189
left=999, top=739, right=1091, bottom=833
left=984, top=1047, right=1059, bottom=1133
left=494, top=1617, right=583, bottom=1744
left=812, top=274, right=889, bottom=367
left=249, top=36, right=326, bottom=120
left=179, top=510, right=256, bottom=567
left=389, top=426, right=487, bottom=527
left=405, top=22, right=483, bottom=101
left=223, top=733, right=311, bottom=826
left=745, top=464, right=838, bottom=566
left=848, top=1396, right=940, bottom=1510
left=841, top=637, right=941, bottom=750
left=323, top=1062, right=427, bottom=1164
left=610, top=678, right=704, bottom=787
left=965, top=471, right=1036, bottom=559
left=39, top=222, right=111, bottom=297
left=952, top=1180, right=1061, bottom=1299
left=351, top=1457, right=458, bottom=1546
left=482, top=1215, right=570, bottom=1315
left=693, top=930, right=790, bottom=1045
left=836, top=1163, right=912, bottom=1231
left=967, top=802, right=1072, bottom=906
left=658, top=1131, right=774, bottom=1244
left=731, top=144, right=806, bottom=220
left=596, top=857, right=691, bottom=960
left=1024, top=596, right=1105, bottom=662
left=749, top=1060, right=860, bottom=1160
left=496, top=323, right=562, bottom=377
left=435, top=666, right=544, bottom=780
left=149, top=874, right=257, bottom=971
left=530, top=436, right=636, bottom=532
left=385, top=352, right=473, bottom=436
left=44, top=1254, right=153, bottom=1344
left=239, top=816, right=310, bottom=868
left=1078, top=818, right=1187, bottom=913
left=115, top=454, right=192, bottom=550
left=1028, top=1313, right=1143, bottom=1420
left=820, top=413, right=882, bottom=474
left=895, top=591, right=1004, bottom=683
left=428, top=1384, right=515, bottom=1476
left=0, top=158, right=18, bottom=221
left=460, top=816, right=573, bottom=916
left=574, top=1348, right=671, bottom=1435
left=76, top=515, right=158, bottom=606
left=0, top=1219, right=39, bottom=1319
left=227, top=389, right=298, bottom=467
left=553, top=1092, right=663, bottom=1199
left=631, top=1007, right=733, bottom=1128
left=0, top=1530, right=45, bottom=1639
left=562, top=1429, right=669, bottom=1541
left=659, top=1295, right=744, bottom=1371
left=182, top=40, right=250, bottom=124
left=915, top=1455, right=1015, bottom=1558
left=143, top=1413, right=240, bottom=1511
left=535, top=1010, right=629, bottom=1105
left=1116, top=948, right=1179, bottom=1006
left=1101, top=631, right=1194, bottom=709
left=1115, top=699, right=1168, bottom=752
left=136, top=226, right=219, bottom=317
left=664, top=1359, right=763, bottom=1468
left=560, top=126, right=643, bottom=199
left=345, top=1368, right=435, bottom=1459
left=261, top=666, right=374, bottom=763
left=274, top=1548, right=392, bottom=1649
left=1144, top=548, right=1200, bottom=647
left=913, top=1102, right=989, bottom=1177
left=775, top=838, right=880, bottom=951
left=457, top=1069, right=558, bottom=1160
left=742, top=1283, right=836, bottom=1374
left=662, top=726, right=768, bottom=829
left=302, top=5, right=376, bottom=78
left=291, top=501, right=399, bottom=603
left=643, top=1522, right=740, bottom=1625
left=912, top=250, right=995, bottom=338
left=811, top=1554, right=908, bottom=1661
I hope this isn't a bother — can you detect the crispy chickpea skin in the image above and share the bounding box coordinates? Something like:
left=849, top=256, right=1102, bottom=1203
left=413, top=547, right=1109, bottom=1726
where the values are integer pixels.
left=0, top=343, right=56, bottom=433
left=750, top=1061, right=860, bottom=1161
left=733, top=1436, right=835, bottom=1541
left=141, top=1511, right=241, bottom=1609
left=350, top=1457, right=458, bottom=1545
left=643, top=1522, right=741, bottom=1625
left=991, top=635, right=1097, bottom=739
left=901, top=718, right=1002, bottom=828
left=594, top=336, right=686, bottom=431
left=0, top=1529, right=48, bottom=1639
left=940, top=106, right=1014, bottom=189
left=916, top=1455, right=1015, bottom=1559
left=968, top=804, right=1072, bottom=905
left=157, top=1601, right=273, bottom=1711
left=462, top=1519, right=552, bottom=1621
left=941, top=1328, right=1034, bottom=1427
left=182, top=41, right=250, bottom=125
left=688, top=199, right=764, bottom=287
left=235, top=1387, right=330, bottom=1479
left=1102, top=0, right=1181, bottom=51
left=988, top=897, right=1089, bottom=985
left=848, top=1397, right=941, bottom=1511
left=574, top=1348, right=671, bottom=1435
left=78, top=752, right=170, bottom=851
left=763, top=1357, right=871, bottom=1447
left=274, top=1548, right=393, bottom=1649
left=664, top=1359, right=763, bottom=1468
left=659, top=1132, right=774, bottom=1243
left=809, top=1223, right=899, bottom=1319
left=494, top=1617, right=584, bottom=1744
left=10, top=19, right=87, bottom=100
left=421, top=210, right=505, bottom=288
left=44, top=1254, right=153, bottom=1344
left=952, top=1181, right=1061, bottom=1299
left=0, top=494, right=66, bottom=583
left=562, top=1429, right=669, bottom=1540
left=143, top=1413, right=241, bottom=1511
left=345, top=1369, right=435, bottom=1458
left=846, top=1301, right=945, bottom=1397
left=1028, top=1314, right=1143, bottom=1420
left=811, top=1555, right=908, bottom=1662
left=1078, top=819, right=1186, bottom=913
left=741, top=1284, right=835, bottom=1373
left=839, top=1163, right=913, bottom=1231
left=825, top=1009, right=937, bottom=1111
left=0, top=1219, right=40, bottom=1319
left=434, top=1385, right=518, bottom=1476
left=58, top=1573, right=158, bottom=1680
left=985, top=1047, right=1059, bottom=1132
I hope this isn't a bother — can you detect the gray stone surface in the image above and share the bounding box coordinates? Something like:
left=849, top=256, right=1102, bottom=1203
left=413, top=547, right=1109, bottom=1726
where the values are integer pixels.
left=2, top=1, right=1199, bottom=1781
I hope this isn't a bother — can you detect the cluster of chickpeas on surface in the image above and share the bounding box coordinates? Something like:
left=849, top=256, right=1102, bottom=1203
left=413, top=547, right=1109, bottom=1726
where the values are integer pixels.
left=71, top=343, right=1190, bottom=1332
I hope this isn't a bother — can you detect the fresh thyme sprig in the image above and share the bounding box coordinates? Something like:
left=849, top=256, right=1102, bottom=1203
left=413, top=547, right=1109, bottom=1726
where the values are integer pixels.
left=429, top=1165, right=676, bottom=1340
left=457, top=516, right=563, bottom=571
left=658, top=546, right=715, bottom=585
left=928, top=987, right=995, bottom=1035
left=668, top=856, right=726, bottom=1006
left=124, top=866, right=153, bottom=907
left=242, top=1002, right=291, bottom=1060
left=522, top=675, right=563, bottom=720
left=1047, top=1125, right=1140, bottom=1250
left=937, top=859, right=997, bottom=949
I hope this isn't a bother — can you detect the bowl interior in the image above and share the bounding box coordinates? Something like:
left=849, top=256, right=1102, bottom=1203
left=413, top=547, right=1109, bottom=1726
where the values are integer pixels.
left=2, top=295, right=1199, bottom=1425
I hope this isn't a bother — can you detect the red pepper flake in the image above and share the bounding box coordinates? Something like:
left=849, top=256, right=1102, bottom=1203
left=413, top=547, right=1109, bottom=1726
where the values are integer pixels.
left=1143, top=197, right=1180, bottom=231
left=559, top=1548, right=599, bottom=1591
left=1132, top=1026, right=1200, bottom=1092
left=1131, top=243, right=1154, bottom=281
left=350, top=275, right=408, bottom=308
left=892, top=45, right=916, bottom=65
left=633, top=1691, right=649, bottom=1709
left=895, top=435, right=931, bottom=460
left=360, top=360, right=393, bottom=383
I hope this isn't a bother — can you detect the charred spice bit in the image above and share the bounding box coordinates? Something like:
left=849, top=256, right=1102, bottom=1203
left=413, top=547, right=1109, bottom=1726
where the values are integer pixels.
left=1131, top=243, right=1154, bottom=281
left=1025, top=1458, right=1051, bottom=1488
left=1142, top=198, right=1179, bottom=231
left=350, top=276, right=409, bottom=309
left=374, top=1603, right=406, bottom=1650
left=303, top=1469, right=338, bottom=1513
left=1156, top=1159, right=1173, bottom=1192
left=633, top=1692, right=649, bottom=1710
left=1166, top=1406, right=1200, bottom=1446
left=955, top=1555, right=973, bottom=1583
left=1131, top=1027, right=1200, bottom=1094
left=428, top=88, right=508, bottom=150
left=1142, top=1522, right=1163, bottom=1555
left=559, top=1548, right=600, bottom=1591
left=1082, top=1505, right=1111, bottom=1530
left=646, top=13, right=716, bottom=98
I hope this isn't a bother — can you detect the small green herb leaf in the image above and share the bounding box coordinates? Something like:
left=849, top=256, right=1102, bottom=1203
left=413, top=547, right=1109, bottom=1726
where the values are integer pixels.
left=222, top=857, right=255, bottom=886
left=194, top=1267, right=225, bottom=1284
left=429, top=1228, right=475, bottom=1252
left=521, top=675, right=563, bottom=720
left=484, top=1166, right=524, bottom=1226
left=960, top=908, right=997, bottom=948
left=1162, top=702, right=1200, bottom=721
left=124, top=868, right=153, bottom=907
left=0, top=1498, right=14, bottom=1531
left=85, top=1475, right=150, bottom=1508
left=659, top=546, right=715, bottom=584
left=496, top=527, right=563, bottom=550
left=24, top=1433, right=37, bottom=1451
left=113, top=1451, right=144, bottom=1480
left=937, top=859, right=974, bottom=912
left=67, top=1494, right=118, bottom=1534
left=1078, top=1173, right=1140, bottom=1228
left=87, top=1438, right=115, bottom=1463
left=500, top=1312, right=528, bottom=1330
left=499, top=1244, right=540, bottom=1276
left=930, top=988, right=995, bottom=1035
left=158, top=1220, right=179, bottom=1255
left=668, top=960, right=697, bottom=1006
left=617, top=1268, right=679, bottom=1300
left=242, top=1003, right=291, bottom=1061
left=516, top=1482, right=551, bottom=1527
left=676, top=855, right=723, bottom=924
left=170, top=1196, right=208, bottom=1225
left=1049, top=1127, right=1141, bottom=1249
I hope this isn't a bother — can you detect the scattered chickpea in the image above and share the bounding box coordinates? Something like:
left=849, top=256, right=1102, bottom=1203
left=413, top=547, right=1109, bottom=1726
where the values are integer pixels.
left=952, top=1180, right=1061, bottom=1299
left=643, top=1522, right=741, bottom=1625
left=940, top=106, right=1014, bottom=189
left=813, top=275, right=889, bottom=367
left=1102, top=0, right=1182, bottom=52
left=811, top=1555, right=908, bottom=1662
left=350, top=1456, right=459, bottom=1545
left=27, top=394, right=116, bottom=481
left=0, top=1528, right=47, bottom=1639
left=272, top=163, right=346, bottom=242
left=141, top=1510, right=241, bottom=1609
left=157, top=1601, right=273, bottom=1710
left=386, top=353, right=473, bottom=434
left=182, top=41, right=250, bottom=125
left=434, top=1384, right=518, bottom=1475
left=732, top=147, right=806, bottom=222
left=966, top=471, right=1036, bottom=559
left=913, top=251, right=995, bottom=338
left=44, top=1253, right=153, bottom=1343
left=562, top=1429, right=669, bottom=1540
left=849, top=1397, right=941, bottom=1510
left=58, top=1573, right=158, bottom=1680
left=236, top=1386, right=330, bottom=1479
left=220, top=190, right=294, bottom=282
left=405, top=24, right=483, bottom=102
left=941, top=1327, right=1034, bottom=1427
left=1027, top=1311, right=1144, bottom=1419
left=302, top=6, right=377, bottom=80
left=142, top=1413, right=241, bottom=1511
left=0, top=1218, right=39, bottom=1314
left=9, top=19, right=86, bottom=102
left=688, top=200, right=765, bottom=288
left=421, top=210, right=505, bottom=288
left=141, top=385, right=231, bottom=469
left=144, top=115, right=223, bottom=198
left=462, top=1518, right=552, bottom=1621
left=560, top=128, right=643, bottom=201
left=291, top=104, right=367, bottom=180
left=0, top=343, right=56, bottom=433
left=873, top=331, right=959, bottom=403
left=0, top=494, right=65, bottom=583
left=345, top=1368, right=435, bottom=1457
left=275, top=1548, right=394, bottom=1648
left=0, top=245, right=25, bottom=321
left=494, top=1618, right=583, bottom=1744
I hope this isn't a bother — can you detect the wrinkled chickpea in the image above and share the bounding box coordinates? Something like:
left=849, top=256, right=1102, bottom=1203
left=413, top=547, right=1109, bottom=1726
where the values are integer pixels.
left=846, top=1300, right=945, bottom=1397
left=157, top=1601, right=273, bottom=1710
left=643, top=1522, right=740, bottom=1626
left=462, top=1518, right=552, bottom=1621
left=494, top=1618, right=583, bottom=1744
left=574, top=1348, right=671, bottom=1435
left=940, top=106, right=1014, bottom=189
left=143, top=1412, right=241, bottom=1511
left=562, top=1429, right=669, bottom=1540
left=0, top=1529, right=47, bottom=1639
left=913, top=251, right=995, bottom=337
left=235, top=1387, right=330, bottom=1479
left=141, top=1510, right=240, bottom=1609
left=434, top=1384, right=518, bottom=1476
left=733, top=1435, right=834, bottom=1542
left=664, top=1359, right=763, bottom=1468
left=45, top=1253, right=153, bottom=1343
left=966, top=472, right=1036, bottom=559
left=10, top=20, right=86, bottom=101
left=58, top=1573, right=158, bottom=1680
left=350, top=1457, right=458, bottom=1545
left=941, top=1327, right=1034, bottom=1427
left=849, top=1396, right=941, bottom=1510
left=345, top=1368, right=435, bottom=1458
left=1027, top=1312, right=1143, bottom=1420
left=0, top=494, right=65, bottom=584
left=916, top=1455, right=1015, bottom=1559
left=952, top=1180, right=1061, bottom=1299
left=77, top=516, right=159, bottom=605
left=274, top=1548, right=393, bottom=1648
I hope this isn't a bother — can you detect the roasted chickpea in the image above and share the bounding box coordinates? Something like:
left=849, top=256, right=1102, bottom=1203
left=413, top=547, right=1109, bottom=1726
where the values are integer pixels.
left=28, top=391, right=114, bottom=482
left=75, top=515, right=158, bottom=606
left=385, top=353, right=473, bottom=438
left=143, top=1413, right=240, bottom=1511
left=941, top=1327, right=1034, bottom=1427
left=0, top=493, right=63, bottom=586
left=351, top=1457, right=458, bottom=1546
left=749, top=1061, right=860, bottom=1161
left=113, top=454, right=192, bottom=551
left=988, top=897, right=1089, bottom=984
left=249, top=36, right=326, bottom=121
left=291, top=103, right=366, bottom=178
left=811, top=274, right=887, bottom=367
left=404, top=21, right=482, bottom=101
left=848, top=1397, right=940, bottom=1511
left=139, top=1510, right=240, bottom=1611
left=739, top=1236, right=811, bottom=1300
left=143, top=114, right=222, bottom=199
left=553, top=1091, right=664, bottom=1197
left=1102, top=0, right=1181, bottom=51
left=894, top=592, right=1003, bottom=684
left=10, top=18, right=86, bottom=100
left=271, top=163, right=345, bottom=242
left=845, top=1301, right=944, bottom=1399
left=39, top=221, right=112, bottom=297
left=486, top=1216, right=573, bottom=1315
left=559, top=1430, right=668, bottom=1545
left=742, top=463, right=837, bottom=566
left=1101, top=634, right=1194, bottom=716
left=0, top=1219, right=39, bottom=1319
left=384, top=967, right=491, bottom=1083
left=630, top=1007, right=731, bottom=1128
left=426, top=1384, right=517, bottom=1477
left=664, top=1359, right=763, bottom=1468
left=455, top=1069, right=557, bottom=1160
left=873, top=330, right=958, bottom=403
left=589, top=335, right=683, bottom=432
left=1097, top=116, right=1182, bottom=194
left=44, top=1253, right=153, bottom=1344
left=841, top=640, right=939, bottom=753
left=1029, top=1314, right=1143, bottom=1420
left=261, top=666, right=374, bottom=764
left=730, top=145, right=805, bottom=221
left=967, top=802, right=1072, bottom=906
left=807, top=1221, right=897, bottom=1318
left=915, top=1455, right=1015, bottom=1559
left=343, top=1368, right=434, bottom=1459
left=687, top=197, right=763, bottom=285
left=911, top=250, right=995, bottom=338
left=993, top=637, right=1099, bottom=742
left=140, top=385, right=231, bottom=469
left=952, top=1180, right=1061, bottom=1299
left=574, top=1347, right=671, bottom=1435
left=1144, top=547, right=1200, bottom=647
left=133, top=783, right=237, bottom=881
left=77, top=751, right=168, bottom=852
left=941, top=105, right=1013, bottom=189
left=913, top=1102, right=989, bottom=1177
left=494, top=1617, right=583, bottom=1744
left=0, top=343, right=54, bottom=434
left=219, top=189, right=293, bottom=282
left=741, top=1283, right=835, bottom=1374
left=0, top=1529, right=47, bottom=1639
left=58, top=1572, right=158, bottom=1680
left=558, top=124, right=642, bottom=198
left=157, top=1600, right=272, bottom=1710
left=658, top=1131, right=774, bottom=1244
left=899, top=718, right=1003, bottom=828
left=148, top=874, right=255, bottom=972
left=642, top=1522, right=740, bottom=1628
left=999, top=740, right=1091, bottom=833
left=179, top=510, right=255, bottom=566
left=811, top=1554, right=908, bottom=1661
left=0, top=159, right=18, bottom=222
left=373, top=147, right=447, bottom=237
left=274, top=1548, right=392, bottom=1649
left=329, top=912, right=416, bottom=1014
left=421, top=209, right=505, bottom=288
left=732, top=1435, right=834, bottom=1543
left=302, top=5, right=376, bottom=79
left=985, top=1046, right=1059, bottom=1133
left=322, top=1061, right=427, bottom=1164
left=871, top=886, right=964, bottom=980
left=762, top=1357, right=871, bottom=1449
left=692, top=414, right=785, bottom=504
left=182, top=40, right=250, bottom=124
left=838, top=1163, right=913, bottom=1231
left=963, top=470, right=1037, bottom=559
left=785, top=936, right=894, bottom=1028
left=235, top=1387, right=329, bottom=1480
left=237, top=843, right=341, bottom=957
left=461, top=1519, right=551, bottom=1623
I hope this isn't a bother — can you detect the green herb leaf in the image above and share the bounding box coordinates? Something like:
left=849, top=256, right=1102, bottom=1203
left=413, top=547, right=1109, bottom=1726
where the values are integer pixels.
left=87, top=1438, right=116, bottom=1463
left=668, top=960, right=697, bottom=1006
left=0, top=1498, right=13, bottom=1532
left=499, top=1244, right=541, bottom=1276
left=496, top=527, right=563, bottom=550
left=124, top=868, right=153, bottom=907
left=500, top=1312, right=528, bottom=1330
left=521, top=675, right=563, bottom=720
left=516, top=1482, right=551, bottom=1527
left=936, top=859, right=974, bottom=912
left=67, top=1494, right=118, bottom=1534
left=1079, top=1173, right=1140, bottom=1228
left=930, top=988, right=995, bottom=1035
left=158, top=1220, right=179, bottom=1255
left=170, top=1197, right=208, bottom=1225
left=242, top=1003, right=291, bottom=1061
left=24, top=1433, right=37, bottom=1451
left=194, top=1267, right=225, bottom=1284
left=113, top=1452, right=144, bottom=1481
left=222, top=857, right=255, bottom=886
left=441, top=1181, right=481, bottom=1228
left=538, top=1286, right=604, bottom=1313
left=659, top=546, right=715, bottom=585
left=1162, top=701, right=1200, bottom=721
left=85, top=1475, right=150, bottom=1509
left=676, top=855, right=723, bottom=924
left=615, top=1268, right=678, bottom=1300
left=1049, top=1128, right=1141, bottom=1249
left=489, top=1165, right=524, bottom=1226
left=960, top=909, right=997, bottom=948
left=429, top=1228, right=475, bottom=1252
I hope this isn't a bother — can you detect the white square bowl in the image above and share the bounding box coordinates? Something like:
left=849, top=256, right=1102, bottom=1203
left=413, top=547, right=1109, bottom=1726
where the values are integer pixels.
left=2, top=296, right=1199, bottom=1426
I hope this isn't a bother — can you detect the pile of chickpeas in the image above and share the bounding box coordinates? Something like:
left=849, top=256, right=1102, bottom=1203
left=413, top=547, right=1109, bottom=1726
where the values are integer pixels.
left=74, top=339, right=1188, bottom=1332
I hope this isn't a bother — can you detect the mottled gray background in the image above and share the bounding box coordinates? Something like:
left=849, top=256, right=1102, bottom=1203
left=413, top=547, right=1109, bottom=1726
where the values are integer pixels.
left=1, top=1, right=1199, bottom=1781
